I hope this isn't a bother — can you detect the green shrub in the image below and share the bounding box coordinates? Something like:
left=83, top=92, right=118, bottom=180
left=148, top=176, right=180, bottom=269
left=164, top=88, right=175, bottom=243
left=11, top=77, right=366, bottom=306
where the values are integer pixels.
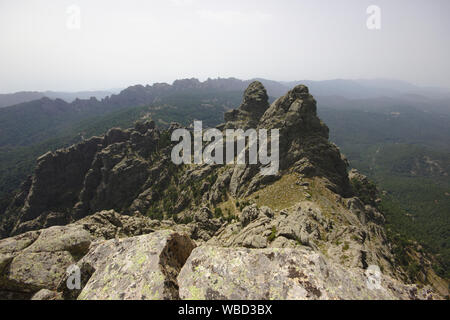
left=223, top=213, right=237, bottom=223
left=147, top=206, right=163, bottom=220
left=176, top=215, right=193, bottom=224
left=267, top=226, right=277, bottom=242
left=214, top=207, right=223, bottom=218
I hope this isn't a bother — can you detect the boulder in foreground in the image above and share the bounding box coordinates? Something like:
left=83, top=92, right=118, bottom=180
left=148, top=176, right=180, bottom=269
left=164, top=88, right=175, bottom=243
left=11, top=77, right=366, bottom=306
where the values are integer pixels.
left=62, top=230, right=195, bottom=300
left=178, top=246, right=437, bottom=300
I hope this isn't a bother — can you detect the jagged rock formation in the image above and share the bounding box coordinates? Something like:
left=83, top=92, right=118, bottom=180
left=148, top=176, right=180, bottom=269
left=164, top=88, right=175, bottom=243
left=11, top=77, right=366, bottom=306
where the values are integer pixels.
left=0, top=82, right=446, bottom=299
left=207, top=199, right=396, bottom=278
left=223, top=81, right=269, bottom=129
left=1, top=121, right=160, bottom=236
left=259, top=85, right=349, bottom=192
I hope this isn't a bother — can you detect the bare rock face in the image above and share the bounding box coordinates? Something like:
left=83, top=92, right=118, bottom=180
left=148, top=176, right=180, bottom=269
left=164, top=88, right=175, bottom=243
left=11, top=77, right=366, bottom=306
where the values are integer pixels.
left=0, top=210, right=443, bottom=300
left=240, top=204, right=262, bottom=227
left=0, top=225, right=91, bottom=299
left=2, top=121, right=159, bottom=237
left=208, top=200, right=398, bottom=278
left=220, top=83, right=351, bottom=198
left=10, top=136, right=105, bottom=236
left=187, top=207, right=224, bottom=242
left=0, top=210, right=161, bottom=299
left=73, top=209, right=157, bottom=240
left=223, top=81, right=269, bottom=130
left=348, top=169, right=380, bottom=207
left=178, top=246, right=437, bottom=300
left=239, top=81, right=270, bottom=116
left=258, top=84, right=350, bottom=195
left=61, top=230, right=195, bottom=300
left=31, top=289, right=62, bottom=300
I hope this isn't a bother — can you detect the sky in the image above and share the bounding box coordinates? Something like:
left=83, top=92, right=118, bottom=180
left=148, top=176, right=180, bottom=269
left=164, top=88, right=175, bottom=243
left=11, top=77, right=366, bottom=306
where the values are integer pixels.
left=0, top=0, right=449, bottom=92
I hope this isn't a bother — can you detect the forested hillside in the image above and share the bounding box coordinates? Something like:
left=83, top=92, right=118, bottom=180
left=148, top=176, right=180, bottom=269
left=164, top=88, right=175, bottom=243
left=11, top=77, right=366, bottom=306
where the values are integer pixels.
left=318, top=99, right=450, bottom=279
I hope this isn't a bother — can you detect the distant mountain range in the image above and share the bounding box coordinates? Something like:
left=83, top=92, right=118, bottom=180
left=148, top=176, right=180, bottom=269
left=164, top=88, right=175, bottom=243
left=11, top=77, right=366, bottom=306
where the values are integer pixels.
left=0, top=90, right=118, bottom=108
left=3, top=78, right=449, bottom=109
left=284, top=79, right=450, bottom=102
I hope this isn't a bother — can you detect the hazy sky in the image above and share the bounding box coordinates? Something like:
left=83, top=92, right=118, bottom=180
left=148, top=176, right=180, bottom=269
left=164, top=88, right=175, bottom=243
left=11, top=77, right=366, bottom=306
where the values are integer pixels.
left=0, top=0, right=449, bottom=92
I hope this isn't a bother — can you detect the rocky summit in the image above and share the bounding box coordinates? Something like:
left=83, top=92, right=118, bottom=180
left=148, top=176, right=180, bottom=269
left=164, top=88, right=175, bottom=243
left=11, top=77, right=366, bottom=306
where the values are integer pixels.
left=0, top=82, right=446, bottom=300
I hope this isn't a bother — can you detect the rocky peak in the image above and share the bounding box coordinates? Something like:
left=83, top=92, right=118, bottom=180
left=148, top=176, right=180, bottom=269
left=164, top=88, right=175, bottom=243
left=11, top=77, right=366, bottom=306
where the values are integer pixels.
left=172, top=78, right=202, bottom=90
left=223, top=81, right=269, bottom=129
left=259, top=84, right=323, bottom=133
left=240, top=81, right=270, bottom=116
left=222, top=82, right=349, bottom=197
left=257, top=83, right=348, bottom=195
left=134, top=120, right=156, bottom=134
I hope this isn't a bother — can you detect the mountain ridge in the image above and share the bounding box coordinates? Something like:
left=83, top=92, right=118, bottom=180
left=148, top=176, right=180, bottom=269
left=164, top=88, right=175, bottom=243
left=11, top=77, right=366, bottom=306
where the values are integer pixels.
left=0, top=77, right=448, bottom=285
left=0, top=81, right=447, bottom=299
